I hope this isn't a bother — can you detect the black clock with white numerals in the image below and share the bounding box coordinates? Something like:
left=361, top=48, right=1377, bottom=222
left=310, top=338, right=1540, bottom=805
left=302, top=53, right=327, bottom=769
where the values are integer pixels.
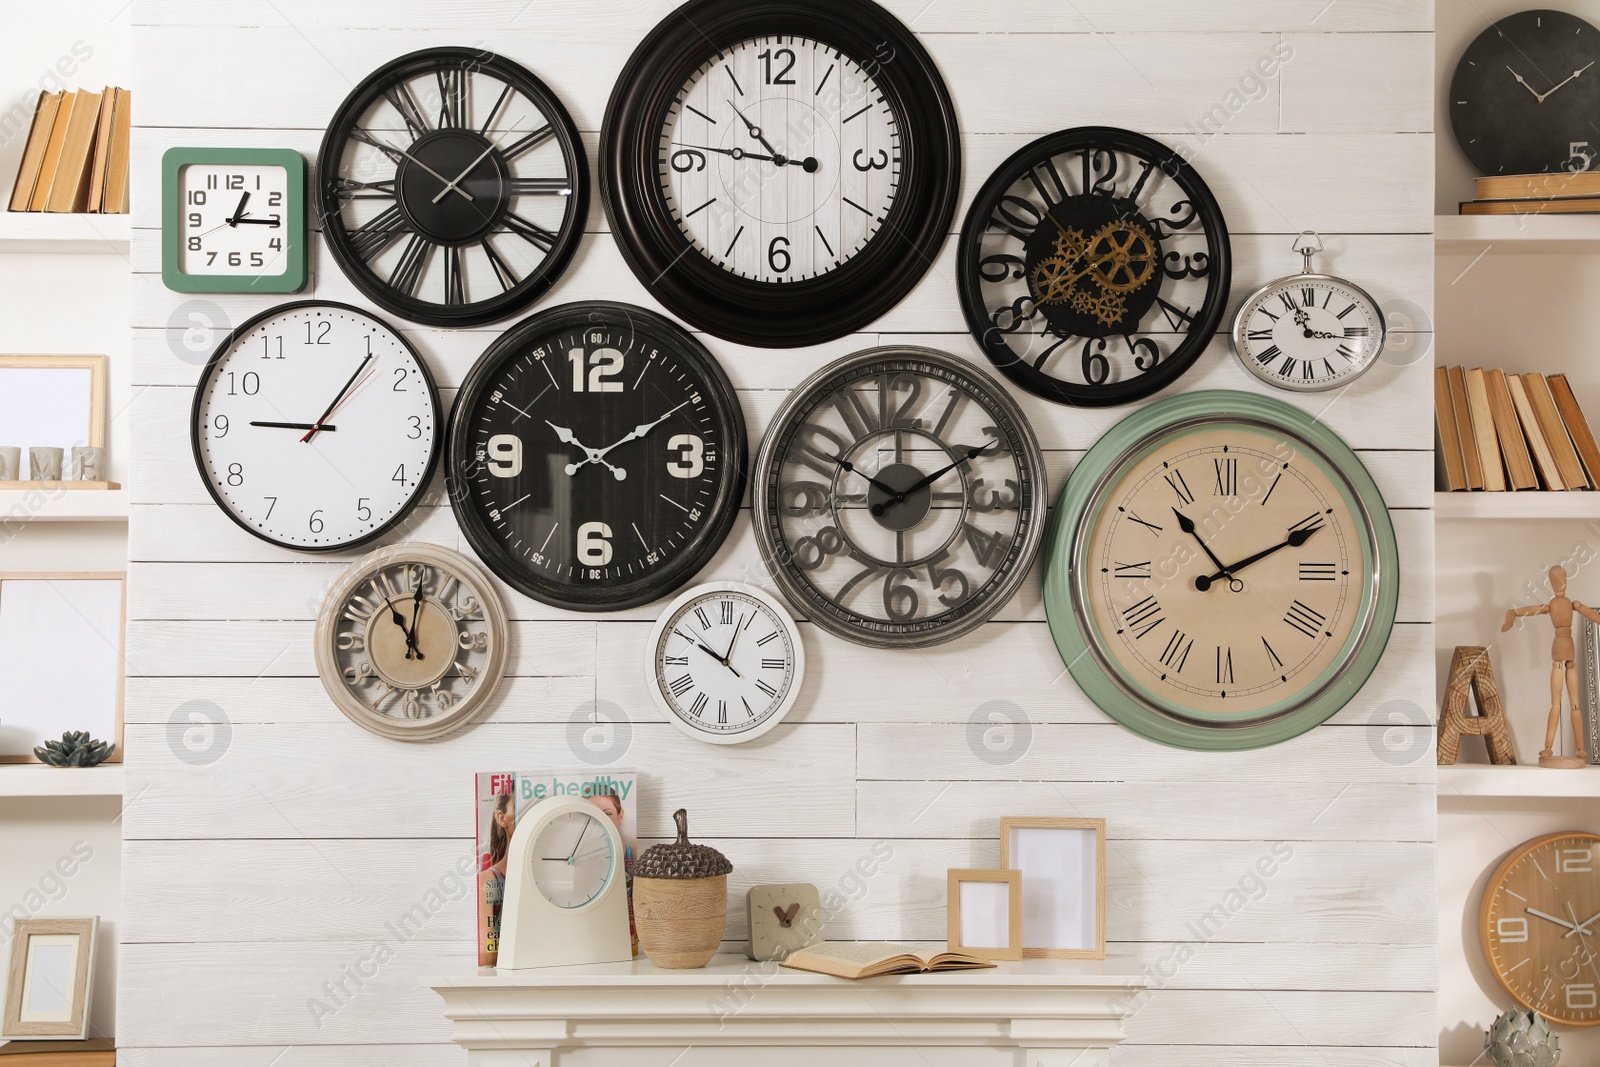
left=317, top=47, right=588, bottom=327
left=446, top=302, right=747, bottom=612
left=1450, top=9, right=1600, bottom=176
left=600, top=0, right=961, bottom=347
left=957, top=127, right=1231, bottom=407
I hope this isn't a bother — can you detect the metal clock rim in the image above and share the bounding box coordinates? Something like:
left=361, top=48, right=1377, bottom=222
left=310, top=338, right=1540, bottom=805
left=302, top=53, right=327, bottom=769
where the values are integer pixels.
left=644, top=580, right=807, bottom=745
left=188, top=299, right=444, bottom=553
left=598, top=0, right=961, bottom=348
left=752, top=345, right=1048, bottom=649
left=956, top=125, right=1233, bottom=408
left=316, top=46, right=590, bottom=329
left=445, top=300, right=749, bottom=612
left=313, top=541, right=510, bottom=742
left=1040, top=390, right=1399, bottom=751
left=160, top=146, right=308, bottom=294
left=1229, top=271, right=1388, bottom=394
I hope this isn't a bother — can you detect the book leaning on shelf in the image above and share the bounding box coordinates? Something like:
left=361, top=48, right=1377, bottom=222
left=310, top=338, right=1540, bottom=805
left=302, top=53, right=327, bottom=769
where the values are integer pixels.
left=1435, top=366, right=1600, bottom=491
left=1577, top=620, right=1600, bottom=766
left=8, top=87, right=130, bottom=213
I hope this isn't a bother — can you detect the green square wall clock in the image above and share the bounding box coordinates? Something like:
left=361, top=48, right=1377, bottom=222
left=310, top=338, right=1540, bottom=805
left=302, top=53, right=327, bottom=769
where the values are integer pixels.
left=161, top=147, right=307, bottom=293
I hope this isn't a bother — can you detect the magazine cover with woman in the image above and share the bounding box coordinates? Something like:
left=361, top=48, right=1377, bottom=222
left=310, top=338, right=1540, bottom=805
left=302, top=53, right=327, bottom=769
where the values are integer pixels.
left=475, top=769, right=639, bottom=966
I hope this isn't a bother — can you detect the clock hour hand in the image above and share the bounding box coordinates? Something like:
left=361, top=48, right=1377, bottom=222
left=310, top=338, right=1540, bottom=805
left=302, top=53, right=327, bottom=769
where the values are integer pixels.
left=432, top=139, right=501, bottom=204
left=226, top=191, right=250, bottom=227
left=546, top=421, right=626, bottom=481
left=692, top=637, right=741, bottom=678
left=1174, top=508, right=1236, bottom=591
left=1196, top=521, right=1323, bottom=590
left=872, top=442, right=994, bottom=516
left=829, top=454, right=899, bottom=498
left=1565, top=908, right=1600, bottom=938
left=234, top=216, right=282, bottom=227
left=1506, top=65, right=1545, bottom=100
left=248, top=421, right=338, bottom=432
left=383, top=596, right=422, bottom=661
left=408, top=581, right=426, bottom=660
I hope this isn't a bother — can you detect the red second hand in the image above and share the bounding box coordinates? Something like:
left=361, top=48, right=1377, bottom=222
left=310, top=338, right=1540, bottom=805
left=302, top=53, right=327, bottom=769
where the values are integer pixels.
left=301, top=367, right=379, bottom=443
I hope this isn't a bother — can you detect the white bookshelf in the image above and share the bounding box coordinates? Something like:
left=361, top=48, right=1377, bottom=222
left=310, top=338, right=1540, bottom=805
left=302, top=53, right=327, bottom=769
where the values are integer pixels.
left=1434, top=492, right=1600, bottom=520
left=0, top=763, right=123, bottom=798
left=0, top=488, right=129, bottom=522
left=0, top=212, right=129, bottom=254
left=1436, top=213, right=1600, bottom=254
left=1438, top=764, right=1600, bottom=799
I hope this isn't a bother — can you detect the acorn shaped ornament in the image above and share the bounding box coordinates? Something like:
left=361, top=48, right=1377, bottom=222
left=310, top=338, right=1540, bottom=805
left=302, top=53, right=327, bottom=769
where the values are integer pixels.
left=632, top=808, right=731, bottom=968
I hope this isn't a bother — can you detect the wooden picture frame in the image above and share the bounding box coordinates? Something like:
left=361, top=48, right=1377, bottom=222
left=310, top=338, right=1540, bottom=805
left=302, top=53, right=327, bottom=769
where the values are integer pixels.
left=0, top=356, right=110, bottom=490
left=0, top=573, right=125, bottom=764
left=3, top=917, right=97, bottom=1039
left=946, top=869, right=1022, bottom=962
left=999, top=817, right=1107, bottom=960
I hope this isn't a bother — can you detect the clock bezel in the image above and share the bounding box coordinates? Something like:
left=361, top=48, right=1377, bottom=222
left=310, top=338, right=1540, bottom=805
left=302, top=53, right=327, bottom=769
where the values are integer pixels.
left=1042, top=390, right=1399, bottom=751
left=1230, top=272, right=1387, bottom=393
left=599, top=0, right=961, bottom=348
left=161, top=146, right=307, bottom=294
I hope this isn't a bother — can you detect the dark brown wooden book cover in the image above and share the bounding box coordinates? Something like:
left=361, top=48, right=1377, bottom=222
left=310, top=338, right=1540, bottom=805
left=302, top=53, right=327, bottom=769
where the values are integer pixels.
left=1549, top=374, right=1600, bottom=490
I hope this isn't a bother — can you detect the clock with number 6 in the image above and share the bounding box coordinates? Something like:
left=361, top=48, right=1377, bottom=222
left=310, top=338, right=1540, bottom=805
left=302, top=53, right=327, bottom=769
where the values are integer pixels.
left=447, top=301, right=747, bottom=611
left=1481, top=830, right=1600, bottom=1027
left=754, top=347, right=1047, bottom=648
left=1043, top=391, right=1397, bottom=750
left=315, top=542, right=509, bottom=741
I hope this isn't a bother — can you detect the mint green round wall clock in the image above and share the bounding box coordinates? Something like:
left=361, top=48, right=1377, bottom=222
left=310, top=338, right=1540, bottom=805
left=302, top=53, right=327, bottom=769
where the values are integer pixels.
left=1042, top=390, right=1398, bottom=751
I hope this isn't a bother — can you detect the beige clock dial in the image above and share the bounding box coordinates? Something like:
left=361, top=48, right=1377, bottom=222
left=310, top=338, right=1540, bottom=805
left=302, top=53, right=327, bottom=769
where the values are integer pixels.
left=315, top=542, right=508, bottom=741
left=1482, top=831, right=1600, bottom=1027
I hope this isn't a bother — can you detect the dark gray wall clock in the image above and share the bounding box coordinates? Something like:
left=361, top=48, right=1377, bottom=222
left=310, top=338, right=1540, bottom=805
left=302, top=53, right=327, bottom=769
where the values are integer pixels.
left=1450, top=9, right=1600, bottom=176
left=446, top=302, right=747, bottom=612
left=317, top=47, right=588, bottom=327
left=599, top=0, right=961, bottom=347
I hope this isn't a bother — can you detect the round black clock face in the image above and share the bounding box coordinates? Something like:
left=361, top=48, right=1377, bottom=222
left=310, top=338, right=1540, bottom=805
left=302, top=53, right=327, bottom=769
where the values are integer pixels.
left=317, top=47, right=588, bottom=328
left=446, top=302, right=747, bottom=612
left=752, top=347, right=1047, bottom=648
left=1451, top=9, right=1600, bottom=176
left=957, top=127, right=1231, bottom=407
left=600, top=0, right=960, bottom=348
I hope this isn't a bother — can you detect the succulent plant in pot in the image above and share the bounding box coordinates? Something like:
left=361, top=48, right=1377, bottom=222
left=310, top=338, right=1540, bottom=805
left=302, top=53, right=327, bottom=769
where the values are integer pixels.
left=1486, top=1010, right=1561, bottom=1067
left=33, top=731, right=115, bottom=767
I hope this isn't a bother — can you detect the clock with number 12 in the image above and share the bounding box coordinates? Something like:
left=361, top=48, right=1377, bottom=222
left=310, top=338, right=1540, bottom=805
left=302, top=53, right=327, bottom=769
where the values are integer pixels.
left=162, top=147, right=307, bottom=293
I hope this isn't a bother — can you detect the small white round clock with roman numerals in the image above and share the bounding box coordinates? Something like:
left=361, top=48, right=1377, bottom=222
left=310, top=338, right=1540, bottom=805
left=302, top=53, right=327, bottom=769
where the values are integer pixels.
left=646, top=582, right=805, bottom=745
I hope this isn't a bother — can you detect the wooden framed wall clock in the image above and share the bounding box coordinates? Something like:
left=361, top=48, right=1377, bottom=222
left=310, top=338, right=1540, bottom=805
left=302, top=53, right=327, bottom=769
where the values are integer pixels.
left=314, top=542, right=509, bottom=741
left=956, top=127, right=1231, bottom=407
left=446, top=301, right=747, bottom=611
left=1042, top=390, right=1398, bottom=750
left=317, top=47, right=588, bottom=327
left=191, top=301, right=441, bottom=551
left=1481, top=831, right=1600, bottom=1027
left=600, top=0, right=961, bottom=347
left=752, top=347, right=1047, bottom=648
left=162, top=147, right=306, bottom=293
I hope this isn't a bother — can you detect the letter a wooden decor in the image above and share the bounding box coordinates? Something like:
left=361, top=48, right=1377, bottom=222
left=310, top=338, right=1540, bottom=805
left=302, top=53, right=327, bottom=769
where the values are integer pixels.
left=1437, top=645, right=1517, bottom=765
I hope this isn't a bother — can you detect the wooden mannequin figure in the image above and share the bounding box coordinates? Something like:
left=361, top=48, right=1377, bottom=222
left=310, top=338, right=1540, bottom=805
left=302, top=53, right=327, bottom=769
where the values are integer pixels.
left=1501, top=564, right=1597, bottom=768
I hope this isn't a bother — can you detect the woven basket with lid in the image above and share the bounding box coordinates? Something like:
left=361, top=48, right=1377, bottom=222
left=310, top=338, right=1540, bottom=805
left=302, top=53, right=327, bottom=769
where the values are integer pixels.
left=633, top=808, right=731, bottom=968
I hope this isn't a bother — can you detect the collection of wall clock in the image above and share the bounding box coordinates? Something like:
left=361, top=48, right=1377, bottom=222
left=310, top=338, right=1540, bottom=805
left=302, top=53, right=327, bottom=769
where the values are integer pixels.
left=163, top=2, right=1401, bottom=753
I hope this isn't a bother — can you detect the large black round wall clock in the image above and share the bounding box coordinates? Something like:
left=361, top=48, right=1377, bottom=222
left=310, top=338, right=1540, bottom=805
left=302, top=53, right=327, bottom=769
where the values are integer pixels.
left=599, top=0, right=961, bottom=348
left=957, top=127, right=1232, bottom=407
left=446, top=302, right=748, bottom=612
left=317, top=47, right=589, bottom=328
left=1451, top=9, right=1600, bottom=176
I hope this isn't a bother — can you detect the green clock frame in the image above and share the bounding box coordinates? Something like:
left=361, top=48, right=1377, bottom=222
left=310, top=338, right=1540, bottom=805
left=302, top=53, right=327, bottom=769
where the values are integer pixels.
left=161, top=147, right=307, bottom=294
left=1041, top=390, right=1399, bottom=751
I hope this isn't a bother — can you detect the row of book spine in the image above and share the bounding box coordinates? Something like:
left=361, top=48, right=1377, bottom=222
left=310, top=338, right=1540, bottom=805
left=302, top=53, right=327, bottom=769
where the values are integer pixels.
left=1460, top=170, right=1600, bottom=216
left=7, top=88, right=129, bottom=215
left=1435, top=367, right=1600, bottom=491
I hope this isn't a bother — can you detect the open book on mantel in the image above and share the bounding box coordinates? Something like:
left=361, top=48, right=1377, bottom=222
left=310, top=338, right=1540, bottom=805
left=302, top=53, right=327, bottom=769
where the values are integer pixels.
left=780, top=941, right=996, bottom=980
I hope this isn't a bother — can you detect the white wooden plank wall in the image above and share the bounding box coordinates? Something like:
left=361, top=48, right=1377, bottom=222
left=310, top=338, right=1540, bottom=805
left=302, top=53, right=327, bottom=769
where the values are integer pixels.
left=123, top=2, right=1437, bottom=1064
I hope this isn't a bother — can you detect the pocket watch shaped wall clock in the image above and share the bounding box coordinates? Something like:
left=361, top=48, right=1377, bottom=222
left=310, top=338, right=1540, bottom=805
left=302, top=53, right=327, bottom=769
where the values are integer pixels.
left=957, top=127, right=1232, bottom=407
left=317, top=47, right=588, bottom=327
left=315, top=542, right=509, bottom=741
left=1042, top=390, right=1398, bottom=750
left=1231, top=232, right=1386, bottom=392
left=162, top=147, right=307, bottom=293
left=646, top=581, right=805, bottom=744
left=191, top=301, right=442, bottom=551
left=599, top=0, right=961, bottom=347
left=1481, top=831, right=1600, bottom=1027
left=447, top=301, right=747, bottom=612
left=753, top=347, right=1047, bottom=648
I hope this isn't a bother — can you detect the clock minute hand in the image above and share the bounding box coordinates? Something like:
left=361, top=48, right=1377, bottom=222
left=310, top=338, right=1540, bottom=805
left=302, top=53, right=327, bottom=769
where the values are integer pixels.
left=300, top=352, right=374, bottom=443
left=1565, top=908, right=1600, bottom=938
left=1198, top=522, right=1323, bottom=589
left=1527, top=906, right=1585, bottom=933
left=727, top=99, right=787, bottom=163
left=1539, top=60, right=1596, bottom=101
left=350, top=129, right=475, bottom=202
left=872, top=442, right=993, bottom=516
left=593, top=400, right=692, bottom=458
left=546, top=421, right=626, bottom=480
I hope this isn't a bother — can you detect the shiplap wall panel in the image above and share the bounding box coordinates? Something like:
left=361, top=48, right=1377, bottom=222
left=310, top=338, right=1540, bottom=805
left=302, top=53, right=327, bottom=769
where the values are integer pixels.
left=126, top=1, right=1435, bottom=1063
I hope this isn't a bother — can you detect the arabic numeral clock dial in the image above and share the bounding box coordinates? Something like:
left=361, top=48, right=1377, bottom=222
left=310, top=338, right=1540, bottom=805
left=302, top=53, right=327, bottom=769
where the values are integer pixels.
left=317, top=47, right=588, bottom=327
left=161, top=147, right=307, bottom=293
left=1043, top=391, right=1398, bottom=750
left=600, top=0, right=960, bottom=347
left=647, top=582, right=806, bottom=745
left=1482, top=831, right=1600, bottom=1027
left=447, top=302, right=748, bottom=611
left=754, top=347, right=1047, bottom=648
left=315, top=543, right=510, bottom=742
left=191, top=301, right=441, bottom=550
left=957, top=127, right=1232, bottom=407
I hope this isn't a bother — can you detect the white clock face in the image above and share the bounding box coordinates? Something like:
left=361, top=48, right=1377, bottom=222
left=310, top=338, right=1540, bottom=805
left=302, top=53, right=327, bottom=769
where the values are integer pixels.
left=659, top=36, right=901, bottom=282
left=194, top=304, right=439, bottom=549
left=651, top=585, right=802, bottom=743
left=179, top=164, right=292, bottom=276
left=531, top=810, right=615, bottom=909
left=1234, top=277, right=1385, bottom=392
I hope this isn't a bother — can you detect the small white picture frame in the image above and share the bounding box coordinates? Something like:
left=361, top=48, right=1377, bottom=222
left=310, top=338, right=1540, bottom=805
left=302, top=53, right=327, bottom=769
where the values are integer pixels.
left=0, top=356, right=108, bottom=479
left=999, top=816, right=1107, bottom=960
left=946, top=868, right=1022, bottom=961
left=3, top=916, right=98, bottom=1039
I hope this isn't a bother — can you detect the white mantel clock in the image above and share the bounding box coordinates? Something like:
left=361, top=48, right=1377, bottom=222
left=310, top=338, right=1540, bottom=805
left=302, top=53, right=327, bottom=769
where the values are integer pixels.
left=497, top=796, right=633, bottom=970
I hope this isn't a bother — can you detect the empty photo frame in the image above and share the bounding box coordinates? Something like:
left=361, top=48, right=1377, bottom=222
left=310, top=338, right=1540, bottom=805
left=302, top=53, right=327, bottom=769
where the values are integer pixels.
left=1000, top=816, right=1106, bottom=959
left=3, top=917, right=98, bottom=1039
left=0, top=574, right=125, bottom=763
left=0, top=356, right=108, bottom=481
left=946, top=868, right=1022, bottom=961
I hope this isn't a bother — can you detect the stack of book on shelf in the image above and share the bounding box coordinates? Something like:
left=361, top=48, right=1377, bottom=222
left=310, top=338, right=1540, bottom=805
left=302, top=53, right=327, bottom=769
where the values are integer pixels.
left=0, top=1039, right=114, bottom=1066
left=1459, top=171, right=1600, bottom=216
left=8, top=88, right=130, bottom=215
left=1435, top=367, right=1600, bottom=491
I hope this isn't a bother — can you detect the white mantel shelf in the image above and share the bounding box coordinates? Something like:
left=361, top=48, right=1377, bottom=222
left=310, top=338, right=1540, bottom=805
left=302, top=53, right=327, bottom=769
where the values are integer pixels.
left=429, top=953, right=1146, bottom=1067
